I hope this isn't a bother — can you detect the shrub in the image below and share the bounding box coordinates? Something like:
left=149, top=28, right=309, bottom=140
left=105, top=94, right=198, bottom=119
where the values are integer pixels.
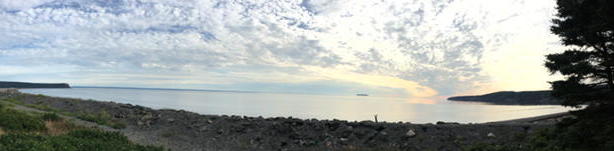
left=0, top=129, right=165, bottom=151
left=0, top=108, right=46, bottom=132
left=77, top=111, right=126, bottom=129
left=0, top=98, right=20, bottom=104
left=525, top=107, right=614, bottom=151
left=465, top=107, right=614, bottom=151
left=42, top=113, right=62, bottom=122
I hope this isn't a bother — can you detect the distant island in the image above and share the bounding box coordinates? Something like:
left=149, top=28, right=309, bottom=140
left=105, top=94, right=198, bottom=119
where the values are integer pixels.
left=448, top=90, right=560, bottom=105
left=356, top=93, right=369, bottom=96
left=0, top=81, right=70, bottom=88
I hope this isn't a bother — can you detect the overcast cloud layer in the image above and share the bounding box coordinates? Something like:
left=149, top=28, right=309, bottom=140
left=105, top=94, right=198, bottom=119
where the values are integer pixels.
left=0, top=0, right=562, bottom=97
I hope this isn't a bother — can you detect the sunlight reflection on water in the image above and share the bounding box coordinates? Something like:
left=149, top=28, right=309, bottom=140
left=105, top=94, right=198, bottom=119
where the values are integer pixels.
left=21, top=88, right=572, bottom=123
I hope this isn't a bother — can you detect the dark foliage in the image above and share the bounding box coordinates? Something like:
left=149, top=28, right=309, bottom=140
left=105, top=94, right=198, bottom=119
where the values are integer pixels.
left=534, top=0, right=614, bottom=150
left=0, top=81, right=70, bottom=88
left=525, top=106, right=614, bottom=151
left=545, top=0, right=614, bottom=107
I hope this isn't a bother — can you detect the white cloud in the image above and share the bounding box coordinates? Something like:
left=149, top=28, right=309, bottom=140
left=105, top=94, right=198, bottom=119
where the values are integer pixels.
left=0, top=0, right=53, bottom=11
left=0, top=0, right=561, bottom=97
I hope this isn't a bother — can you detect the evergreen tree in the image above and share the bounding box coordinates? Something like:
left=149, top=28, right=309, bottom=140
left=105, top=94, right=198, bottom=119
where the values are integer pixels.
left=542, top=1, right=614, bottom=149
left=545, top=0, right=614, bottom=107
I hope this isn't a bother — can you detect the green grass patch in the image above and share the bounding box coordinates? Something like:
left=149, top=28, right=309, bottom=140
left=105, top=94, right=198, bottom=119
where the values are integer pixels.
left=1, top=97, right=21, bottom=104
left=2, top=97, right=126, bottom=129
left=0, top=95, right=163, bottom=150
left=23, top=103, right=61, bottom=113
left=76, top=111, right=126, bottom=129
left=0, top=129, right=165, bottom=151
left=42, top=113, right=63, bottom=122
left=0, top=108, right=46, bottom=133
left=0, top=97, right=59, bottom=112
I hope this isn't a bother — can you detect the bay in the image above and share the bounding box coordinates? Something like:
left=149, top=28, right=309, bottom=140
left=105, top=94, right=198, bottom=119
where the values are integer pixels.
left=20, top=87, right=571, bottom=123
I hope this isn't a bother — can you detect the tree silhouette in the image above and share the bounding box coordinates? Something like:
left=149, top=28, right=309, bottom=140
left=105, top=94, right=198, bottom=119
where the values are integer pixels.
left=545, top=0, right=614, bottom=107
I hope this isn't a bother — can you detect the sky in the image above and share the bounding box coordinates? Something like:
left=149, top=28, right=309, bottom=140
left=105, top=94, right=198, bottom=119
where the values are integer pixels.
left=0, top=0, right=565, bottom=98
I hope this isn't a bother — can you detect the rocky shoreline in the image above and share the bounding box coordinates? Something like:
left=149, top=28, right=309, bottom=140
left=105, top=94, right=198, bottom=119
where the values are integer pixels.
left=0, top=89, right=560, bottom=151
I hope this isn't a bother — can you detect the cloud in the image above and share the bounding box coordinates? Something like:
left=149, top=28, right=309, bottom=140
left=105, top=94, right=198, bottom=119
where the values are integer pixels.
left=0, top=0, right=53, bottom=11
left=0, top=0, right=560, bottom=97
left=307, top=67, right=438, bottom=97
left=300, top=0, right=347, bottom=15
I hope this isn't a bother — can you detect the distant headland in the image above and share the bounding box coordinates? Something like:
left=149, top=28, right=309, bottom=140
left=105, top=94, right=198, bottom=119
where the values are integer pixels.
left=0, top=81, right=70, bottom=88
left=448, top=90, right=561, bottom=105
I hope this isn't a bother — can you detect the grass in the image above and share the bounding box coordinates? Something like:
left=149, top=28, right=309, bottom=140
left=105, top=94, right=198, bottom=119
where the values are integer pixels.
left=76, top=111, right=127, bottom=129
left=0, top=107, right=47, bottom=133
left=0, top=99, right=164, bottom=151
left=0, top=129, right=165, bottom=151
left=1, top=97, right=60, bottom=113
left=1, top=96, right=26, bottom=104
left=42, top=113, right=62, bottom=122
left=1, top=97, right=126, bottom=129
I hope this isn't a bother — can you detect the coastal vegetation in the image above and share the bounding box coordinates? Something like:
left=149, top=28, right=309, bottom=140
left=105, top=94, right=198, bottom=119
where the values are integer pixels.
left=76, top=111, right=127, bottom=129
left=540, top=0, right=614, bottom=150
left=469, top=0, right=614, bottom=150
left=0, top=105, right=46, bottom=133
left=1, top=96, right=126, bottom=129
left=0, top=99, right=164, bottom=151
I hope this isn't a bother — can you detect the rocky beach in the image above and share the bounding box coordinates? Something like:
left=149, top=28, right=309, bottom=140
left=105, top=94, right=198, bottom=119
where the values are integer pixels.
left=0, top=89, right=566, bottom=151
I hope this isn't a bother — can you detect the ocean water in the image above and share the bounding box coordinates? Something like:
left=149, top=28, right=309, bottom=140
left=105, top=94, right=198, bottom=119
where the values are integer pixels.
left=20, top=88, right=571, bottom=123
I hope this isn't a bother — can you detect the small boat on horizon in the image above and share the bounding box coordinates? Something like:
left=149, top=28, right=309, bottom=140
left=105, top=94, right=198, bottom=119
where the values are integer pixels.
left=356, top=93, right=369, bottom=96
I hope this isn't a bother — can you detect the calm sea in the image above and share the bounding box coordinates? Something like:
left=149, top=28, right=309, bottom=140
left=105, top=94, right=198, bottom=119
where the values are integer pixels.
left=20, top=87, right=571, bottom=123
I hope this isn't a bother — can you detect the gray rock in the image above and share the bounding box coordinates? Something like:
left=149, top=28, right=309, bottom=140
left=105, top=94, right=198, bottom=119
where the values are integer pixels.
left=199, top=126, right=208, bottom=131
left=406, top=129, right=416, bottom=137
left=380, top=131, right=387, bottom=135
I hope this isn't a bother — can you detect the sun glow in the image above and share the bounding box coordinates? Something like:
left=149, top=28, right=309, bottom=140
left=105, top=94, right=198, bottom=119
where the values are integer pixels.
left=308, top=67, right=438, bottom=97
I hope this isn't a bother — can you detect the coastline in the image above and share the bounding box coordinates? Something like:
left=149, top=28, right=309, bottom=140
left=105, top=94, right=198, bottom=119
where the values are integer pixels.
left=1, top=89, right=564, bottom=151
left=486, top=112, right=572, bottom=124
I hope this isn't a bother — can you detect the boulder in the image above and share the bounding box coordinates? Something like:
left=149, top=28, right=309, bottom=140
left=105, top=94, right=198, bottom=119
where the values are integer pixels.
left=406, top=129, right=416, bottom=137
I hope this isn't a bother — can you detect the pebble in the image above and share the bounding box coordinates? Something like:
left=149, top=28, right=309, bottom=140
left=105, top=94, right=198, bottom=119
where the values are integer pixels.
left=380, top=131, right=387, bottom=135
